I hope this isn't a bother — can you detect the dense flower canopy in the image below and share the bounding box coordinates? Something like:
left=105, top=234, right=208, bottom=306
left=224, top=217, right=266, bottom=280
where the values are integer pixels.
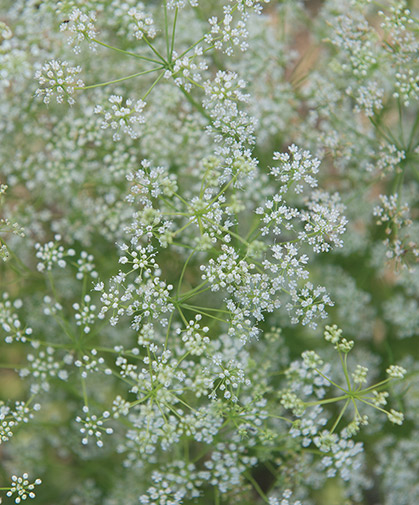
left=0, top=1, right=418, bottom=504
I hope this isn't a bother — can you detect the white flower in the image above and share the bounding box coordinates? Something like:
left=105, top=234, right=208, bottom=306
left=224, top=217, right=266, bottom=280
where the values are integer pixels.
left=60, top=8, right=97, bottom=53
left=35, top=59, right=84, bottom=105
left=6, top=474, right=42, bottom=503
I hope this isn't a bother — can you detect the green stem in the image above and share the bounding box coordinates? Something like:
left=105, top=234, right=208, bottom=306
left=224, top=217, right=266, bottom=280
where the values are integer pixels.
left=340, top=351, right=352, bottom=392
left=81, top=376, right=89, bottom=407
left=164, top=2, right=170, bottom=59
left=176, top=304, right=188, bottom=325
left=170, top=395, right=196, bottom=412
left=313, top=367, right=347, bottom=393
left=77, top=67, right=163, bottom=90
left=266, top=413, right=294, bottom=424
left=361, top=377, right=391, bottom=393
left=180, top=303, right=230, bottom=314
left=398, top=97, right=405, bottom=147
left=164, top=310, right=175, bottom=350
left=330, top=399, right=350, bottom=434
left=178, top=286, right=211, bottom=303
left=172, top=219, right=193, bottom=237
left=185, top=75, right=204, bottom=89
left=129, top=388, right=159, bottom=408
left=178, top=280, right=209, bottom=302
left=407, top=109, right=419, bottom=150
left=170, top=7, right=179, bottom=61
left=369, top=116, right=402, bottom=150
left=304, top=394, right=349, bottom=406
left=206, top=173, right=238, bottom=209
left=91, top=38, right=161, bottom=64
left=142, top=71, right=165, bottom=100
left=358, top=397, right=389, bottom=416
left=173, top=191, right=191, bottom=208
left=178, top=85, right=211, bottom=122
left=181, top=304, right=227, bottom=323
left=245, top=472, right=269, bottom=503
left=178, top=35, right=206, bottom=59
left=177, top=250, right=196, bottom=298
left=142, top=34, right=168, bottom=64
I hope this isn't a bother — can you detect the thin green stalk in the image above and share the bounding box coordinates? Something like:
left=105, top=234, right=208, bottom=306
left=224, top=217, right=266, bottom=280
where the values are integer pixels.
left=161, top=211, right=191, bottom=217
left=91, top=38, right=161, bottom=64
left=178, top=85, right=212, bottom=122
left=76, top=67, right=163, bottom=90
left=398, top=97, right=405, bottom=147
left=175, top=350, right=191, bottom=368
left=173, top=191, right=192, bottom=208
left=170, top=7, right=179, bottom=61
left=178, top=280, right=209, bottom=302
left=266, top=413, right=294, bottom=424
left=142, top=71, right=165, bottom=100
left=178, top=35, right=206, bottom=59
left=369, top=116, right=402, bottom=149
left=142, top=34, right=168, bottom=64
left=155, top=400, right=170, bottom=424
left=351, top=397, right=362, bottom=419
left=245, top=215, right=262, bottom=242
left=147, top=347, right=155, bottom=387
left=407, top=110, right=419, bottom=150
left=181, top=305, right=227, bottom=323
left=313, top=367, right=348, bottom=393
left=305, top=394, right=350, bottom=406
left=81, top=376, right=89, bottom=407
left=129, top=388, right=160, bottom=408
left=172, top=220, right=193, bottom=237
left=361, top=377, right=391, bottom=393
left=170, top=395, right=196, bottom=412
left=164, top=2, right=170, bottom=59
left=176, top=304, right=188, bottom=325
left=185, top=75, right=204, bottom=89
left=206, top=173, right=238, bottom=209
left=178, top=286, right=211, bottom=303
left=180, top=303, right=230, bottom=314
left=177, top=249, right=196, bottom=298
left=245, top=472, right=269, bottom=503
left=330, top=399, right=350, bottom=434
left=164, top=310, right=175, bottom=350
left=172, top=241, right=195, bottom=250
left=340, top=351, right=352, bottom=392
left=17, top=337, right=72, bottom=350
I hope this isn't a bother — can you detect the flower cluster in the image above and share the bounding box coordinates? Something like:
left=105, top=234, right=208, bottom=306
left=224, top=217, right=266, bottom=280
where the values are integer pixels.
left=127, top=6, right=156, bottom=41
left=76, top=406, right=113, bottom=447
left=95, top=95, right=147, bottom=141
left=5, top=474, right=42, bottom=504
left=1, top=294, right=33, bottom=344
left=206, top=1, right=271, bottom=55
left=34, top=235, right=76, bottom=272
left=0, top=184, right=24, bottom=262
left=0, top=401, right=41, bottom=444
left=60, top=8, right=98, bottom=53
left=373, top=193, right=419, bottom=269
left=34, top=59, right=84, bottom=105
left=19, top=346, right=69, bottom=393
